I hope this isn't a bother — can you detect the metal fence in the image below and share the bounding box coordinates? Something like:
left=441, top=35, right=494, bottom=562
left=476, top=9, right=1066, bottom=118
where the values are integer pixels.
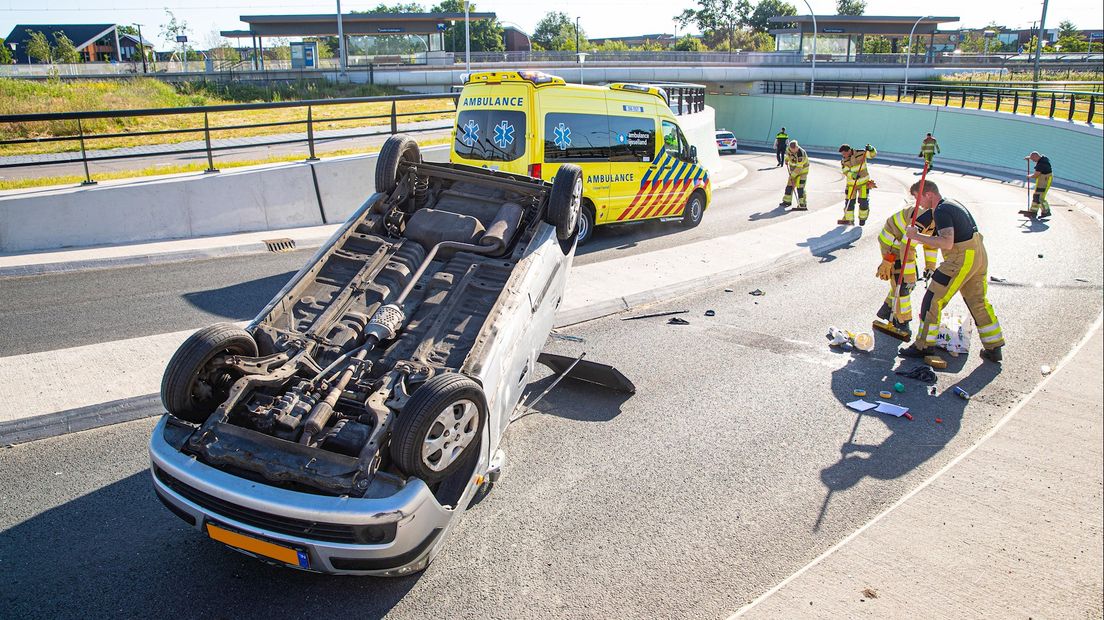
left=0, top=93, right=459, bottom=185
left=1, top=82, right=707, bottom=184
left=761, top=80, right=1104, bottom=124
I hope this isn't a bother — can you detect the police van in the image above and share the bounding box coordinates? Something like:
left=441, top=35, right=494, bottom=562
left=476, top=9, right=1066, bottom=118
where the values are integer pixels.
left=449, top=71, right=710, bottom=244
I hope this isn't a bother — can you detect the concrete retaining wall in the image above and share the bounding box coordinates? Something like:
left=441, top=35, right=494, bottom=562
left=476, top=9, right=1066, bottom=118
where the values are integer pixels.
left=679, top=106, right=722, bottom=175
left=0, top=163, right=326, bottom=253
left=709, top=94, right=1104, bottom=192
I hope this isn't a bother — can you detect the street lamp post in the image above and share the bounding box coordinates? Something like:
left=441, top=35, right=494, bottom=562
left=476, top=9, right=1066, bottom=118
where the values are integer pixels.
left=800, top=0, right=816, bottom=95
left=902, top=15, right=930, bottom=99
left=336, top=0, right=347, bottom=75
left=135, top=23, right=148, bottom=73
left=1032, top=0, right=1049, bottom=83
left=464, top=0, right=471, bottom=72
left=575, top=17, right=580, bottom=57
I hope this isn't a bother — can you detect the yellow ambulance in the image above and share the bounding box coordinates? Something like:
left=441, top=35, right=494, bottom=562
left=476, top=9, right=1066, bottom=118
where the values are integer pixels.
left=449, top=70, right=711, bottom=244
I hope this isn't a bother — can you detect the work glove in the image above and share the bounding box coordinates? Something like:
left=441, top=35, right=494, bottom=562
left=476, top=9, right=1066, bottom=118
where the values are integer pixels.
left=923, top=265, right=936, bottom=281
left=877, top=260, right=894, bottom=281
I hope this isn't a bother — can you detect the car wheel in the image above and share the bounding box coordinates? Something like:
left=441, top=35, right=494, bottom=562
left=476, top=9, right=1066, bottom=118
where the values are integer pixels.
left=681, top=190, right=705, bottom=228
left=577, top=202, right=596, bottom=246
left=375, top=135, right=421, bottom=195
left=545, top=164, right=582, bottom=241
left=161, top=323, right=258, bottom=423
left=390, top=373, right=487, bottom=483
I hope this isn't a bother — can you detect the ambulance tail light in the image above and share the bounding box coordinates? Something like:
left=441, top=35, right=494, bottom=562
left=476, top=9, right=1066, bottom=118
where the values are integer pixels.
left=528, top=163, right=542, bottom=179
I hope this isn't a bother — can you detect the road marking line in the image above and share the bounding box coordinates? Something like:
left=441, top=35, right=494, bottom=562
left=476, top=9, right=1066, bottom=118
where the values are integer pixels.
left=730, top=312, right=1104, bottom=618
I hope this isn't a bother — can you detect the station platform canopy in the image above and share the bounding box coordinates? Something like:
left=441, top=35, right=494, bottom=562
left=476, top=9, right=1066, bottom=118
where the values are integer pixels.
left=767, top=15, right=961, bottom=59
left=220, top=12, right=495, bottom=39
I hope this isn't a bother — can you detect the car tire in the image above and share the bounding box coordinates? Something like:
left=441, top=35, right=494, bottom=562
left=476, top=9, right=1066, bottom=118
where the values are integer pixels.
left=577, top=202, right=596, bottom=246
left=545, top=164, right=582, bottom=241
left=375, top=134, right=421, bottom=195
left=681, top=190, right=706, bottom=228
left=390, top=373, right=487, bottom=483
left=161, top=323, right=258, bottom=423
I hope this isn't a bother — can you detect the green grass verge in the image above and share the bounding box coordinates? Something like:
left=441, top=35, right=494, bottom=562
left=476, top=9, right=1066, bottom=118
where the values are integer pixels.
left=1, top=77, right=454, bottom=156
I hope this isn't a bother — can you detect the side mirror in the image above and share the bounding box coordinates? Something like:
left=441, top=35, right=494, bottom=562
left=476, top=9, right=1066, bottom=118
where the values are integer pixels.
left=689, top=145, right=698, bottom=162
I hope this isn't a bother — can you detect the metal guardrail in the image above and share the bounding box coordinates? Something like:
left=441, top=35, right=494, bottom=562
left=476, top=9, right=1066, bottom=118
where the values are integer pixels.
left=0, top=93, right=459, bottom=185
left=761, top=80, right=1103, bottom=124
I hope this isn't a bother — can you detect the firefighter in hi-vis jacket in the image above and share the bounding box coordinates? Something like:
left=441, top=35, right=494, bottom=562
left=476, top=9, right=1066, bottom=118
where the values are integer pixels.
left=780, top=140, right=809, bottom=211
left=919, top=133, right=940, bottom=169
left=838, top=143, right=877, bottom=226
left=899, top=180, right=1005, bottom=363
left=875, top=205, right=940, bottom=339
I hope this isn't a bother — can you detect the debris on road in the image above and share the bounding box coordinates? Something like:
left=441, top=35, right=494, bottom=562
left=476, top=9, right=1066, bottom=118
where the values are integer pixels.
left=928, top=386, right=937, bottom=396
left=924, top=355, right=948, bottom=369
left=896, top=365, right=937, bottom=384
left=550, top=332, right=586, bottom=343
left=826, top=327, right=874, bottom=351
left=894, top=382, right=906, bottom=393
left=1038, top=254, right=1044, bottom=258
left=935, top=417, right=943, bottom=423
left=952, top=386, right=971, bottom=400
left=862, top=588, right=879, bottom=599
left=853, top=389, right=867, bottom=397
left=875, top=401, right=912, bottom=420
left=990, top=276, right=1007, bottom=283
left=1041, top=365, right=1052, bottom=375
left=622, top=309, right=688, bottom=321
left=667, top=317, right=690, bottom=325
left=705, top=310, right=716, bottom=317
left=847, top=399, right=877, bottom=412
left=724, top=288, right=734, bottom=292
left=749, top=289, right=766, bottom=296
left=879, top=390, right=893, bottom=399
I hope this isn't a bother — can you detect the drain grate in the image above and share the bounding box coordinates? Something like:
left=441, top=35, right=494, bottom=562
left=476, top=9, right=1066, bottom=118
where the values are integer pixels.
left=263, top=238, right=296, bottom=253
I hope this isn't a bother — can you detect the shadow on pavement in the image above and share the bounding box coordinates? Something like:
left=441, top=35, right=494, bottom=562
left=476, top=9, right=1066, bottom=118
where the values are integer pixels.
left=182, top=271, right=296, bottom=320
left=814, top=340, right=1002, bottom=531
left=0, top=473, right=420, bottom=619
left=521, top=372, right=633, bottom=424
left=576, top=220, right=685, bottom=258
left=748, top=202, right=790, bottom=222
left=1020, top=218, right=1051, bottom=233
left=798, top=225, right=860, bottom=263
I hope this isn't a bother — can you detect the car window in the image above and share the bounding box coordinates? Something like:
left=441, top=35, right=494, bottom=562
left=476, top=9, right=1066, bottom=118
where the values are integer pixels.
left=716, top=132, right=735, bottom=139
left=544, top=113, right=610, bottom=162
left=454, top=110, right=526, bottom=162
left=662, top=120, right=690, bottom=159
left=608, top=116, right=655, bottom=163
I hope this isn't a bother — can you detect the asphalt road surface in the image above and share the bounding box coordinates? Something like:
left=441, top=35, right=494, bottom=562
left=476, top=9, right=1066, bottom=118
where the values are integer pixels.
left=0, top=153, right=1100, bottom=618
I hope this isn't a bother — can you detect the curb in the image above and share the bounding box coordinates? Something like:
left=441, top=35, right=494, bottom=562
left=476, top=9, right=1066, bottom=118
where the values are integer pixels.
left=0, top=234, right=336, bottom=279
left=554, top=221, right=861, bottom=328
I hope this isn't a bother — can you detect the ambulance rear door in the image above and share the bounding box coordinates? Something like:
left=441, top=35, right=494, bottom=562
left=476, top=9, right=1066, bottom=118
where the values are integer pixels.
left=451, top=82, right=531, bottom=175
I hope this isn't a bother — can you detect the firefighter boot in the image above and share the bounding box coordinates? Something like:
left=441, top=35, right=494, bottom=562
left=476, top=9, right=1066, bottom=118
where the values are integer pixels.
left=980, top=346, right=1003, bottom=363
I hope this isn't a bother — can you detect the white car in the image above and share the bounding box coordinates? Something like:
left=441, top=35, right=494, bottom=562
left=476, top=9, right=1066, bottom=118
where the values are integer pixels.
left=150, top=135, right=591, bottom=576
left=715, top=129, right=738, bottom=154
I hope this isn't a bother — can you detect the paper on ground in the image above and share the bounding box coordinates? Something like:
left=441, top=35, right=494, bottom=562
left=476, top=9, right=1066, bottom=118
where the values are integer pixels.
left=847, top=399, right=877, bottom=412
left=875, top=401, right=910, bottom=417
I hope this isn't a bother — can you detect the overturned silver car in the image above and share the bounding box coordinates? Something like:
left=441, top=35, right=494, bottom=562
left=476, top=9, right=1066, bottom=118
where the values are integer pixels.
left=150, top=135, right=584, bottom=575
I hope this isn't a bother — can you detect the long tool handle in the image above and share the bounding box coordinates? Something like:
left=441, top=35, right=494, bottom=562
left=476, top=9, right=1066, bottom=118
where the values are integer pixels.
left=892, top=160, right=931, bottom=320
left=1026, top=158, right=1032, bottom=211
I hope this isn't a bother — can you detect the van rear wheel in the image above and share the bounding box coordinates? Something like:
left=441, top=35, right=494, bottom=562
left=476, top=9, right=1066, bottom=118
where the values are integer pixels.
left=577, top=202, right=596, bottom=246
left=681, top=190, right=705, bottom=228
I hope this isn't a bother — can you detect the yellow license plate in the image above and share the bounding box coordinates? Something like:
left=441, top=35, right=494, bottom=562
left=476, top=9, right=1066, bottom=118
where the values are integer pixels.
left=206, top=523, right=310, bottom=569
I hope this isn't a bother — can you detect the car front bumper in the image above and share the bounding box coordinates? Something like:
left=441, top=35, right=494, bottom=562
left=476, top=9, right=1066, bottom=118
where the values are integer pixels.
left=148, top=415, right=455, bottom=576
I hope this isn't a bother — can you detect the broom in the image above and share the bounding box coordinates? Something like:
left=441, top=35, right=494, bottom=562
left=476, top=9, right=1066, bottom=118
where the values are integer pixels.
left=872, top=160, right=930, bottom=342
left=1018, top=157, right=1034, bottom=217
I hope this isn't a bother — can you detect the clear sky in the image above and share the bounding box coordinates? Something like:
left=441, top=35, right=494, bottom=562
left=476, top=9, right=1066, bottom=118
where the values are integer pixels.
left=2, top=0, right=1101, bottom=49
